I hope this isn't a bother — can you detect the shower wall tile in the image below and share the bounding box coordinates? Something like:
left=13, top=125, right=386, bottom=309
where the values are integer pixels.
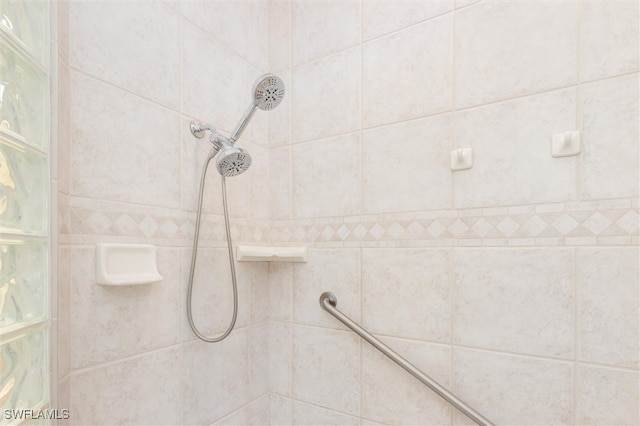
left=362, top=248, right=450, bottom=342
left=580, top=1, right=639, bottom=82
left=292, top=249, right=360, bottom=328
left=181, top=248, right=251, bottom=343
left=453, top=248, right=574, bottom=358
left=70, top=346, right=182, bottom=425
left=292, top=134, right=361, bottom=218
left=292, top=400, right=360, bottom=426
left=268, top=1, right=290, bottom=72
left=182, top=20, right=259, bottom=140
left=69, top=246, right=182, bottom=370
left=269, top=321, right=292, bottom=396
left=575, top=365, right=640, bottom=426
left=212, top=396, right=270, bottom=426
left=183, top=330, right=250, bottom=425
left=454, top=89, right=577, bottom=208
left=57, top=245, right=71, bottom=379
left=250, top=142, right=270, bottom=220
left=362, top=0, right=451, bottom=41
left=249, top=323, right=270, bottom=400
left=70, top=72, right=181, bottom=208
left=292, top=48, right=360, bottom=142
left=578, top=247, right=639, bottom=369
left=362, top=114, right=452, bottom=214
left=269, top=263, right=292, bottom=322
left=292, top=326, right=361, bottom=416
left=181, top=1, right=268, bottom=71
left=269, top=394, right=293, bottom=425
left=362, top=338, right=451, bottom=425
left=453, top=349, right=573, bottom=425
left=292, top=1, right=360, bottom=66
left=69, top=1, right=180, bottom=109
left=579, top=74, right=639, bottom=200
left=269, top=145, right=291, bottom=220
left=362, top=15, right=452, bottom=127
left=454, top=1, right=577, bottom=108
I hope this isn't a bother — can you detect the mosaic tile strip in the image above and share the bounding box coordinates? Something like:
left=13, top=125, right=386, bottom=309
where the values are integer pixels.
left=269, top=200, right=639, bottom=245
left=58, top=199, right=638, bottom=246
left=59, top=202, right=270, bottom=244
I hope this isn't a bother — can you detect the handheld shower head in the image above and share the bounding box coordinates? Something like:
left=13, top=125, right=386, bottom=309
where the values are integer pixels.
left=253, top=74, right=285, bottom=111
left=230, top=73, right=285, bottom=142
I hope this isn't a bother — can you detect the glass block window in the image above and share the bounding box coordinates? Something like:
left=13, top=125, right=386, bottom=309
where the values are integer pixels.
left=0, top=0, right=50, bottom=423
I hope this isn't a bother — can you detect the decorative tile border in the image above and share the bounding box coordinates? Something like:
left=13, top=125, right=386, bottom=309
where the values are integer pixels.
left=58, top=197, right=638, bottom=246
left=269, top=199, right=639, bottom=246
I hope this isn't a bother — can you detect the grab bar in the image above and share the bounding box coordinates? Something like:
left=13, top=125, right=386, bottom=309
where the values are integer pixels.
left=319, top=292, right=495, bottom=426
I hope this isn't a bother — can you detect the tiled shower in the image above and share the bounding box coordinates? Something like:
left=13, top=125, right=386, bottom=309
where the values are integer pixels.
left=48, top=0, right=640, bottom=425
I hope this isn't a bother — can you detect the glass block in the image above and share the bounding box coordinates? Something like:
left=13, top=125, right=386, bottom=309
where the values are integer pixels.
left=0, top=137, right=47, bottom=236
left=0, top=37, right=49, bottom=151
left=0, top=239, right=47, bottom=333
left=0, top=327, right=49, bottom=419
left=0, top=0, right=49, bottom=67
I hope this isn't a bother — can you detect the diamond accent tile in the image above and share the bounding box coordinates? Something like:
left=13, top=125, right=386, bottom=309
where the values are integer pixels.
left=160, top=219, right=178, bottom=237
left=496, top=216, right=519, bottom=236
left=336, top=224, right=350, bottom=240
left=321, top=225, right=335, bottom=240
left=427, top=221, right=445, bottom=237
left=386, top=222, right=404, bottom=238
left=616, top=210, right=639, bottom=234
left=407, top=221, right=424, bottom=237
left=450, top=219, right=470, bottom=236
left=471, top=218, right=493, bottom=237
left=369, top=223, right=385, bottom=239
left=521, top=215, right=548, bottom=236
left=582, top=212, right=611, bottom=235
left=552, top=214, right=578, bottom=235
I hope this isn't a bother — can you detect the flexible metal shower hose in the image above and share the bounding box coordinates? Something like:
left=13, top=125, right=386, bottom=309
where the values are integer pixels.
left=186, top=149, right=238, bottom=342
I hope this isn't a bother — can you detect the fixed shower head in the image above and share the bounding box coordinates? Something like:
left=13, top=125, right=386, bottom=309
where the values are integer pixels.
left=214, top=140, right=252, bottom=177
left=229, top=73, right=285, bottom=142
left=252, top=74, right=285, bottom=111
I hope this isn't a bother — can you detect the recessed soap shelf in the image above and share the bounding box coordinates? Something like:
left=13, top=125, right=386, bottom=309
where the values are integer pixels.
left=96, top=243, right=163, bottom=285
left=236, top=245, right=307, bottom=262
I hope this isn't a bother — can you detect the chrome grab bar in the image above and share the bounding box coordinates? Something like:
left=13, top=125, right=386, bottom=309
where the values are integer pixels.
left=319, top=292, right=495, bottom=426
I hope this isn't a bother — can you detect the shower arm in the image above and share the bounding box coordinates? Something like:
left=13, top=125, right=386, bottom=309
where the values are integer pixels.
left=190, top=120, right=231, bottom=155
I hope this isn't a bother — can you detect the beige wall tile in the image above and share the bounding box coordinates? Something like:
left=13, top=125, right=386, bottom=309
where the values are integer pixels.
left=580, top=1, right=639, bottom=82
left=292, top=48, right=361, bottom=143
left=455, top=1, right=577, bottom=108
left=580, top=75, right=639, bottom=200
left=453, top=248, right=574, bottom=358
left=362, top=248, right=451, bottom=342
left=363, top=16, right=452, bottom=127
left=578, top=247, right=639, bottom=369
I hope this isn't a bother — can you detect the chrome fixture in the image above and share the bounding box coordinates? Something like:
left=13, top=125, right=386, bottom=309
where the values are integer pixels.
left=187, top=74, right=285, bottom=343
left=319, top=292, right=495, bottom=426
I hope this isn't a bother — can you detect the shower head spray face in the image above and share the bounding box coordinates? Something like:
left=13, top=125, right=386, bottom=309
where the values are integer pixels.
left=229, top=73, right=286, bottom=142
left=216, top=145, right=252, bottom=177
left=253, top=74, right=285, bottom=111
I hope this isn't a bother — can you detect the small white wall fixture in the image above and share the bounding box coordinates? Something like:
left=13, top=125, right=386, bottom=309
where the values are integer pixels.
left=96, top=243, right=163, bottom=285
left=450, top=148, right=474, bottom=171
left=551, top=131, right=581, bottom=157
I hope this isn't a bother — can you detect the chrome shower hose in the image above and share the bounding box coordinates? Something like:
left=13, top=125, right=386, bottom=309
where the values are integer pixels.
left=186, top=149, right=238, bottom=342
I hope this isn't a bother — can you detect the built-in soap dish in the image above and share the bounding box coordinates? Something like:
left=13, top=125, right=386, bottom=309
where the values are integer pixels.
left=96, top=243, right=163, bottom=285
left=237, top=245, right=307, bottom=262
